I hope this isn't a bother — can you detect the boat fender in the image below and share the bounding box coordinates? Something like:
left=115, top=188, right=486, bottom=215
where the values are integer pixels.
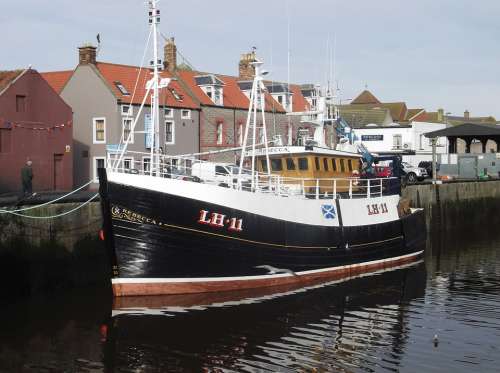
left=99, top=229, right=105, bottom=241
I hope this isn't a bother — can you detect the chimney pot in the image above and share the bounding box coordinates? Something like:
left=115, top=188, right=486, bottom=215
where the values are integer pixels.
left=78, top=44, right=97, bottom=65
left=464, top=110, right=470, bottom=120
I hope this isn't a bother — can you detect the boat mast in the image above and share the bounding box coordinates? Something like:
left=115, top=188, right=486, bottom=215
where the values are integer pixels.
left=238, top=57, right=271, bottom=189
left=149, top=0, right=161, bottom=176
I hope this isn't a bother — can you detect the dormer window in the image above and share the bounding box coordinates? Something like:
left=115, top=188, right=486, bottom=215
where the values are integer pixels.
left=114, top=81, right=130, bottom=96
left=195, top=74, right=224, bottom=106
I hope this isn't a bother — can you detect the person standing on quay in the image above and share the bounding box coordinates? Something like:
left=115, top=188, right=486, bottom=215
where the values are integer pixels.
left=21, top=160, right=34, bottom=196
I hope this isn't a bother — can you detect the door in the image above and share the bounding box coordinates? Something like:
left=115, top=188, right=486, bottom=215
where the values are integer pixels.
left=53, top=154, right=64, bottom=190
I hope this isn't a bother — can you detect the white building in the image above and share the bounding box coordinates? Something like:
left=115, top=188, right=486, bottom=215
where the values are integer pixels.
left=352, top=122, right=448, bottom=166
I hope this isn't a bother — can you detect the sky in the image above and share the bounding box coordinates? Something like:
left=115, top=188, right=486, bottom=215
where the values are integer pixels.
left=2, top=0, right=500, bottom=118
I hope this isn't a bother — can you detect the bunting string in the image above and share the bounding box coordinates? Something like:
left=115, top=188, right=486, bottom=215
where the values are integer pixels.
left=0, top=119, right=73, bottom=132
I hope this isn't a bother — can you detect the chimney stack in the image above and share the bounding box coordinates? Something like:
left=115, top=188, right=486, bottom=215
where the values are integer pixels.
left=163, top=37, right=177, bottom=72
left=238, top=51, right=256, bottom=80
left=437, top=108, right=444, bottom=123
left=464, top=110, right=470, bottom=120
left=78, top=44, right=97, bottom=65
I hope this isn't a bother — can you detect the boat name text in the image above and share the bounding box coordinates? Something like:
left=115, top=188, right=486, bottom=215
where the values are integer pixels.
left=367, top=203, right=389, bottom=215
left=198, top=210, right=243, bottom=232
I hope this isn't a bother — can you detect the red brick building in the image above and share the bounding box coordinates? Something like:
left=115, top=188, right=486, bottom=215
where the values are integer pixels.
left=0, top=68, right=73, bottom=194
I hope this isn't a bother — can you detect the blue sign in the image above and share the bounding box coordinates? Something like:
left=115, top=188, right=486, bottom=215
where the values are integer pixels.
left=145, top=114, right=152, bottom=149
left=321, top=204, right=336, bottom=220
left=106, top=144, right=125, bottom=154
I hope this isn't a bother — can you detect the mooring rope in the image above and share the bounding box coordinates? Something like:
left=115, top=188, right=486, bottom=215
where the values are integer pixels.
left=0, top=180, right=95, bottom=214
left=3, top=193, right=99, bottom=219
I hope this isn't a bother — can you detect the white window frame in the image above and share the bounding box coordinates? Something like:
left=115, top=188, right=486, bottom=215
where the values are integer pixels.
left=393, top=134, right=402, bottom=149
left=216, top=123, right=223, bottom=145
left=93, top=157, right=106, bottom=182
left=164, top=108, right=174, bottom=118
left=142, top=156, right=151, bottom=175
left=203, top=86, right=213, bottom=100
left=123, top=156, right=134, bottom=170
left=214, top=87, right=223, bottom=105
left=165, top=120, right=175, bottom=145
left=121, top=104, right=132, bottom=116
left=181, top=109, right=191, bottom=119
left=93, top=117, right=106, bottom=144
left=122, top=117, right=134, bottom=144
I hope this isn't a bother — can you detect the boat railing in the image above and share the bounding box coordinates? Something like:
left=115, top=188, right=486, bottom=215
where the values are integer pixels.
left=105, top=151, right=401, bottom=199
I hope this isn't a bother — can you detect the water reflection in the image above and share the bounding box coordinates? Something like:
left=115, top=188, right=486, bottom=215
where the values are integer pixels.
left=1, top=238, right=499, bottom=372
left=105, top=264, right=426, bottom=372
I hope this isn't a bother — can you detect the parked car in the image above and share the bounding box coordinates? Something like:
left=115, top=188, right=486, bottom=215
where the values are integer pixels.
left=418, top=161, right=439, bottom=178
left=401, top=162, right=427, bottom=183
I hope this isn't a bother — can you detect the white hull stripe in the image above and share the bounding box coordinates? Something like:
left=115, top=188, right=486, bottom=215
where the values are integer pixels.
left=111, top=250, right=424, bottom=284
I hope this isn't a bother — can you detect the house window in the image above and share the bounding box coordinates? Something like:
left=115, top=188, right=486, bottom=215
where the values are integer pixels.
left=121, top=104, right=132, bottom=116
left=143, top=157, right=151, bottom=174
left=122, top=118, right=133, bottom=143
left=298, top=157, right=309, bottom=170
left=164, top=108, right=173, bottom=118
left=93, top=118, right=106, bottom=144
left=16, top=95, right=26, bottom=112
left=286, top=158, right=296, bottom=170
left=393, top=134, right=402, bottom=149
left=214, top=87, right=223, bottom=105
left=123, top=157, right=134, bottom=170
left=93, top=157, right=105, bottom=182
left=165, top=120, right=175, bottom=144
left=237, top=123, right=243, bottom=146
left=205, top=86, right=213, bottom=100
left=114, top=82, right=130, bottom=96
left=0, top=129, right=12, bottom=153
left=216, top=123, right=223, bottom=145
left=181, top=109, right=191, bottom=119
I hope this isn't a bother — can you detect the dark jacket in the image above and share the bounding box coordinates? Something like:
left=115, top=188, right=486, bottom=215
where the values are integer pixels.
left=21, top=166, right=33, bottom=184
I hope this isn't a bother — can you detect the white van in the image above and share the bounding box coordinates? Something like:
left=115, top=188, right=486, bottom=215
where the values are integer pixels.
left=191, top=162, right=248, bottom=184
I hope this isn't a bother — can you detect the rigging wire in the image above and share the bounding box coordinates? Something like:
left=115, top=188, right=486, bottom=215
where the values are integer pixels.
left=3, top=194, right=99, bottom=220
left=0, top=180, right=95, bottom=214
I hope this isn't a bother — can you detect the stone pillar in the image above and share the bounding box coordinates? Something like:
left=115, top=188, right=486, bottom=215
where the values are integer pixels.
left=239, top=51, right=256, bottom=80
left=78, top=45, right=97, bottom=65
left=481, top=138, right=488, bottom=153
left=163, top=37, right=177, bottom=72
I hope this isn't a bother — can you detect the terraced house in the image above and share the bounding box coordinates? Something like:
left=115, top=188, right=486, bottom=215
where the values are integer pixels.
left=42, top=45, right=199, bottom=188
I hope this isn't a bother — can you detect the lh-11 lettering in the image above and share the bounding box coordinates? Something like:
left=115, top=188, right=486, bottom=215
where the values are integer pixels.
left=198, top=210, right=243, bottom=232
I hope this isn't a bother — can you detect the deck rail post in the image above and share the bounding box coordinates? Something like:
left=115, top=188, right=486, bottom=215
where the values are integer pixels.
left=316, top=179, right=320, bottom=199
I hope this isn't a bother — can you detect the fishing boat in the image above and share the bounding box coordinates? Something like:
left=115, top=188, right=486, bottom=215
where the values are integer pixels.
left=98, top=0, right=426, bottom=297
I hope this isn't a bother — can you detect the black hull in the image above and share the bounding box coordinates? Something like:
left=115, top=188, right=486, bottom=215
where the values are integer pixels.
left=98, top=173, right=426, bottom=296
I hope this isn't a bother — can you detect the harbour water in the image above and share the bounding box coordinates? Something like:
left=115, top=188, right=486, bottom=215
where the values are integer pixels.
left=1, top=234, right=499, bottom=372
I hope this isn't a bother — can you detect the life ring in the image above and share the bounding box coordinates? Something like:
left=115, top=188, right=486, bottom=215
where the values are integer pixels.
left=352, top=170, right=360, bottom=186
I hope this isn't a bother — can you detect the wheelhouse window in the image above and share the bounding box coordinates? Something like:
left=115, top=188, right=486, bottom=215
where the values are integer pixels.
left=16, top=95, right=26, bottom=112
left=340, top=159, right=345, bottom=172
left=165, top=120, right=174, bottom=144
left=181, top=109, right=191, bottom=119
left=216, top=123, right=223, bottom=145
left=332, top=158, right=337, bottom=171
left=271, top=159, right=283, bottom=171
left=348, top=159, right=353, bottom=171
left=323, top=158, right=329, bottom=171
left=260, top=159, right=268, bottom=172
left=298, top=157, right=308, bottom=170
left=122, top=118, right=133, bottom=143
left=314, top=157, right=320, bottom=171
left=93, top=118, right=106, bottom=144
left=286, top=158, right=296, bottom=170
